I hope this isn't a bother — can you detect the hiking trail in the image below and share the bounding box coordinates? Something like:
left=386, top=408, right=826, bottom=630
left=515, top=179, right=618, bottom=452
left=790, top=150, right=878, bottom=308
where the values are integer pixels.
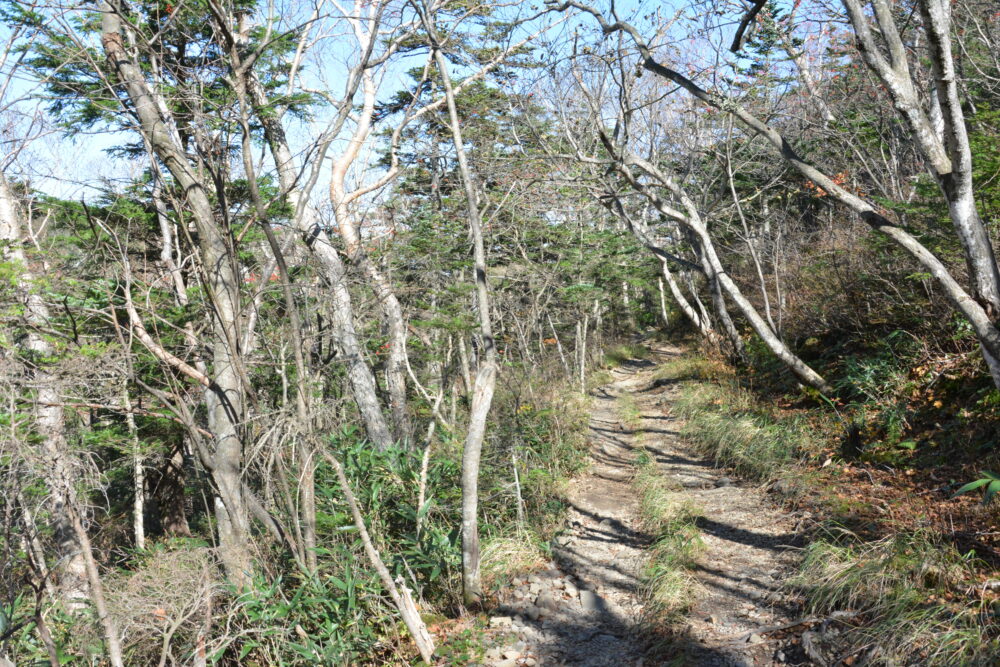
left=480, top=345, right=820, bottom=666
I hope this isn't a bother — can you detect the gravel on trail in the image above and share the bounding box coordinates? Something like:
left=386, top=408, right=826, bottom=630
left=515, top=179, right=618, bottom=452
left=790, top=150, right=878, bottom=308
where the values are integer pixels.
left=478, top=347, right=822, bottom=667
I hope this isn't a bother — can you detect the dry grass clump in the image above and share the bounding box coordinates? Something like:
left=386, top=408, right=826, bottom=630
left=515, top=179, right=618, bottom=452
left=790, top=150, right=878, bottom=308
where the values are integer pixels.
left=650, top=354, right=730, bottom=384
left=603, top=343, right=651, bottom=368
left=617, top=393, right=643, bottom=431
left=479, top=529, right=547, bottom=585
left=633, top=454, right=704, bottom=621
left=104, top=546, right=217, bottom=664
left=672, top=382, right=823, bottom=482
left=795, top=530, right=999, bottom=665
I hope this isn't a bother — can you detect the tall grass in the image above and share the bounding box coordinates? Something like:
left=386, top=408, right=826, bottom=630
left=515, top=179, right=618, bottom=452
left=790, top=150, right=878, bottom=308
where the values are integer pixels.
left=795, top=531, right=999, bottom=665
left=671, top=382, right=823, bottom=482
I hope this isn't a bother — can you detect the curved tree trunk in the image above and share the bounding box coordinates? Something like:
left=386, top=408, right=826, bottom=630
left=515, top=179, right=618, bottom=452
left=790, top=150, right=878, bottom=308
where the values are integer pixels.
left=243, top=73, right=394, bottom=451
left=330, top=72, right=411, bottom=445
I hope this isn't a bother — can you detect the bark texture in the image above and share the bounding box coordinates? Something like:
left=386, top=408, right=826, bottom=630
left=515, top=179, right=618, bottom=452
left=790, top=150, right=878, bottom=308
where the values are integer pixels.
left=102, top=2, right=252, bottom=585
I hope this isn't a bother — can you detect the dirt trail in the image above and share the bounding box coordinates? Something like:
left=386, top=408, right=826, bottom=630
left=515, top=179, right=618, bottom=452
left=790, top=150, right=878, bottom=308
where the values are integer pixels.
left=481, top=346, right=809, bottom=666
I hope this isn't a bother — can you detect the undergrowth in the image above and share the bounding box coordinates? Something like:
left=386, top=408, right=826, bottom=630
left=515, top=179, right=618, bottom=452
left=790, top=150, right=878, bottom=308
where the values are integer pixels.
left=795, top=530, right=1000, bottom=666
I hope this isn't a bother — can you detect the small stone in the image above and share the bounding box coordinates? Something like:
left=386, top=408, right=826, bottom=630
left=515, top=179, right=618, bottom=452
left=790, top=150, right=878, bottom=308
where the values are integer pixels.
left=776, top=650, right=786, bottom=662
left=748, top=633, right=765, bottom=644
left=526, top=605, right=541, bottom=621
left=564, top=583, right=578, bottom=596
left=535, top=592, right=559, bottom=611
left=580, top=589, right=600, bottom=611
left=524, top=658, right=537, bottom=667
left=528, top=582, right=541, bottom=595
left=715, top=477, right=733, bottom=487
left=496, top=659, right=518, bottom=667
left=489, top=616, right=513, bottom=629
left=705, top=615, right=718, bottom=624
left=528, top=574, right=541, bottom=584
left=485, top=647, right=503, bottom=660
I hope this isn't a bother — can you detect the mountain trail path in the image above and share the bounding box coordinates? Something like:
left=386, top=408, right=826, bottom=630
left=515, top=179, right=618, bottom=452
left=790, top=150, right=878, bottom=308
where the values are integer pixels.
left=479, top=345, right=817, bottom=666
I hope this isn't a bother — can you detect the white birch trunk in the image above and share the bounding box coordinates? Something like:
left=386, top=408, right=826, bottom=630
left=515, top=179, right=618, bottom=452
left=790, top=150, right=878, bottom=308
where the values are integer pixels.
left=0, top=173, right=91, bottom=609
left=429, top=40, right=500, bottom=606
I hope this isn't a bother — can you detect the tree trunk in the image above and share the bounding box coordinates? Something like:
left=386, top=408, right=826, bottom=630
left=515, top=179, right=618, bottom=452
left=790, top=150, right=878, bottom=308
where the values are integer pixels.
left=657, top=277, right=670, bottom=328
left=693, top=234, right=746, bottom=362
left=102, top=3, right=252, bottom=585
left=155, top=444, right=191, bottom=537
left=67, top=503, right=125, bottom=667
left=661, top=260, right=710, bottom=335
left=121, top=386, right=145, bottom=550
left=547, top=313, right=572, bottom=377
left=0, top=173, right=91, bottom=609
left=430, top=42, right=500, bottom=606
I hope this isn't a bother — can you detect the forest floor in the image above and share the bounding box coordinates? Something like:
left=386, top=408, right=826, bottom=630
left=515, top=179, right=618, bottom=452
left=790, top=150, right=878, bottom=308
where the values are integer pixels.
left=476, top=344, right=831, bottom=666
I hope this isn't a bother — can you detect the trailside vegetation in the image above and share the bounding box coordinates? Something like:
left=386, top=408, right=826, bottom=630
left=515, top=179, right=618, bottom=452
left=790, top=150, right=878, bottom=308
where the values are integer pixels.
left=1, top=0, right=999, bottom=663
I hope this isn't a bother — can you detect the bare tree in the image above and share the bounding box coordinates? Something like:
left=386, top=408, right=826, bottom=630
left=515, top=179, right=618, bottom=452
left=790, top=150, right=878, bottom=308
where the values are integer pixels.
left=556, top=0, right=1000, bottom=389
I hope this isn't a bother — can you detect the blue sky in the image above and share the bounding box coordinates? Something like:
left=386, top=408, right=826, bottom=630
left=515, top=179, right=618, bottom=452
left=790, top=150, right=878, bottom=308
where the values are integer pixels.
left=0, top=0, right=823, bottom=204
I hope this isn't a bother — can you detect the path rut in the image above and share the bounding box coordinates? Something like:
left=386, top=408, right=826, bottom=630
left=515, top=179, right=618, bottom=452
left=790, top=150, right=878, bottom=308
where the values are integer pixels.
left=481, top=346, right=811, bottom=666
